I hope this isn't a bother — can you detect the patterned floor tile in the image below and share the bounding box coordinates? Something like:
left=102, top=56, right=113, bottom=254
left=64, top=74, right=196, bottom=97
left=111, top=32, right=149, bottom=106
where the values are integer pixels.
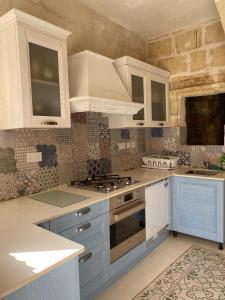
left=0, top=148, right=16, bottom=173
left=0, top=173, right=20, bottom=201
left=15, top=147, right=38, bottom=171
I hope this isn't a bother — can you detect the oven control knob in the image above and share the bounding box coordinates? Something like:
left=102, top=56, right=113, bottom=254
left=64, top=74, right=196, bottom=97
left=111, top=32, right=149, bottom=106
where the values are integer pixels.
left=113, top=185, right=118, bottom=190
left=106, top=187, right=111, bottom=192
left=126, top=181, right=130, bottom=185
left=131, top=179, right=135, bottom=184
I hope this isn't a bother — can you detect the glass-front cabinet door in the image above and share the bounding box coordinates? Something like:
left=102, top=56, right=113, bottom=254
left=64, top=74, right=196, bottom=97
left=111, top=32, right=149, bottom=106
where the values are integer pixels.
left=23, top=29, right=70, bottom=128
left=150, top=74, right=169, bottom=127
left=127, top=67, right=148, bottom=126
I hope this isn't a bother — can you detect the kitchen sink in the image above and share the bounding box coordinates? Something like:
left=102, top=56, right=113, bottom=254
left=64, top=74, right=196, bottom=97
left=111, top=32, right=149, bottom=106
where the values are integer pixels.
left=185, top=169, right=220, bottom=176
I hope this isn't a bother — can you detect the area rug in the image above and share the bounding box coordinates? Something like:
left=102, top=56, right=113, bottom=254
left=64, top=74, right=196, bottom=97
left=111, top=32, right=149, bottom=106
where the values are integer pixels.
left=133, top=245, right=225, bottom=300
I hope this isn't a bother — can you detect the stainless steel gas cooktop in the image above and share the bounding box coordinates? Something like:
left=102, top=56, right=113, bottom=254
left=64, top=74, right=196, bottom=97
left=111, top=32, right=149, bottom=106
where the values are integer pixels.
left=71, top=174, right=139, bottom=194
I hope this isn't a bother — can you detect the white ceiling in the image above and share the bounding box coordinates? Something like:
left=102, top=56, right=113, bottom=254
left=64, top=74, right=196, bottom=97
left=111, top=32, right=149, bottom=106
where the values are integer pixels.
left=79, top=0, right=219, bottom=39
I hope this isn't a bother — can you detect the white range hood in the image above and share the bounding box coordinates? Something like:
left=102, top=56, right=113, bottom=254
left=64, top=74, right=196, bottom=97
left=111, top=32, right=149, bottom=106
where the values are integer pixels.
left=68, top=50, right=143, bottom=115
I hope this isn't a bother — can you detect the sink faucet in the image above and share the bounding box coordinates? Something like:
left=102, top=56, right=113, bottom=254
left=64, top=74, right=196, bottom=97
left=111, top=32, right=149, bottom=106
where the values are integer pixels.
left=203, top=160, right=210, bottom=169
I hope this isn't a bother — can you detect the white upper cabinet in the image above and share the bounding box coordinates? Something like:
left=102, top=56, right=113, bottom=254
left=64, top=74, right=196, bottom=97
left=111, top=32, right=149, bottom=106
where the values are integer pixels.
left=109, top=56, right=170, bottom=128
left=0, top=9, right=71, bottom=129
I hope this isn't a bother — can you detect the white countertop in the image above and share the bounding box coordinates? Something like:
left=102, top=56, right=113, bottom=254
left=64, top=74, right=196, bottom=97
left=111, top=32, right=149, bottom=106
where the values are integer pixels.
left=1, top=167, right=225, bottom=299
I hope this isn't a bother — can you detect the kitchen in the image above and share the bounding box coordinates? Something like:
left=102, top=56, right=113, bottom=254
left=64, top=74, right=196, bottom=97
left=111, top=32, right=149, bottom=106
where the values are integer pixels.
left=0, top=0, right=225, bottom=299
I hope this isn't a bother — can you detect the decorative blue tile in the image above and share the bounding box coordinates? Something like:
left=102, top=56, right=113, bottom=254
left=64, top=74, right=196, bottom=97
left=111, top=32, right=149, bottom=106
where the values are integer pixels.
left=36, top=144, right=57, bottom=168
left=121, top=129, right=130, bottom=140
left=152, top=128, right=163, bottom=138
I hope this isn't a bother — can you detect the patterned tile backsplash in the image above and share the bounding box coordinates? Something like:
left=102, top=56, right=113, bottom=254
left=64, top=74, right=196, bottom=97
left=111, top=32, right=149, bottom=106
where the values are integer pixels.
left=0, top=113, right=224, bottom=202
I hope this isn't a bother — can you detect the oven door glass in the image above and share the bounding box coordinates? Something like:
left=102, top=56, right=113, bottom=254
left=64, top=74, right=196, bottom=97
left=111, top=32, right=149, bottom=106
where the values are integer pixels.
left=110, top=208, right=145, bottom=249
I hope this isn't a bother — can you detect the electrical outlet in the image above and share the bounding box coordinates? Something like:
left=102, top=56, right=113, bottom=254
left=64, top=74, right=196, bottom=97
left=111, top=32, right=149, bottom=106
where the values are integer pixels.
left=118, top=143, right=126, bottom=150
left=27, top=152, right=42, bottom=163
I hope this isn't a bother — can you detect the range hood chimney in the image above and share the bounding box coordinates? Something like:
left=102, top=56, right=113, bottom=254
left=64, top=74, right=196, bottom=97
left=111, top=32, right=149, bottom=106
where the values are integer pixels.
left=68, top=51, right=143, bottom=115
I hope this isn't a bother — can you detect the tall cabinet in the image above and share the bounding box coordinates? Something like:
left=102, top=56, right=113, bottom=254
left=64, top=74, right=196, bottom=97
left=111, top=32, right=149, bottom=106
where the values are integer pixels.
left=0, top=9, right=71, bottom=129
left=108, top=56, right=170, bottom=128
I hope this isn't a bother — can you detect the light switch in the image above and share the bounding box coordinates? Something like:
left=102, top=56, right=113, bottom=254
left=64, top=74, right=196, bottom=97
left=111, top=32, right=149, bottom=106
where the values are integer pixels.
left=27, top=152, right=42, bottom=163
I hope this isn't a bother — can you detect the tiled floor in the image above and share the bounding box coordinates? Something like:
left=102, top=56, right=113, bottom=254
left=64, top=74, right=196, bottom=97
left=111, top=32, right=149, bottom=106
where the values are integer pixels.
left=97, top=234, right=223, bottom=300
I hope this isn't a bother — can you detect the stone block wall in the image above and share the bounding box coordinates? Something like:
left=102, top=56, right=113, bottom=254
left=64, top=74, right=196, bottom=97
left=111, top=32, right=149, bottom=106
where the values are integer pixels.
left=0, top=0, right=147, bottom=60
left=147, top=19, right=225, bottom=126
left=146, top=18, right=225, bottom=168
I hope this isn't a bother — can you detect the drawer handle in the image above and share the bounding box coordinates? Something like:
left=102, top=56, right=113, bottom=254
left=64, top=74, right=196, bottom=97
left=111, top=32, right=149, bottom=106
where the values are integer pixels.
left=76, top=222, right=91, bottom=233
left=137, top=122, right=144, bottom=126
left=41, top=121, right=58, bottom=126
left=74, top=207, right=91, bottom=217
left=159, top=123, right=164, bottom=126
left=79, top=252, right=92, bottom=264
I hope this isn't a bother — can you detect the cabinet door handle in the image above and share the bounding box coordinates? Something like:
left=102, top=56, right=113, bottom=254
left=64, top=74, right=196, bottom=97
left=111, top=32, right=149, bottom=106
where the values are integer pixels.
left=79, top=252, right=92, bottom=264
left=41, top=121, right=58, bottom=126
left=137, top=122, right=144, bottom=126
left=75, top=222, right=91, bottom=233
left=74, top=207, right=91, bottom=217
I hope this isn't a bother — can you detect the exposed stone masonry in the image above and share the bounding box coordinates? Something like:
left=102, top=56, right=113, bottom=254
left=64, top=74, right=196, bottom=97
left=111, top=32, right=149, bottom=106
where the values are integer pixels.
left=147, top=19, right=225, bottom=126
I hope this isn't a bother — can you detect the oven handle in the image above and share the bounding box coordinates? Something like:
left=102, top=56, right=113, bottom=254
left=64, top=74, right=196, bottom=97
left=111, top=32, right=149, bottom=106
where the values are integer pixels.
left=113, top=202, right=145, bottom=223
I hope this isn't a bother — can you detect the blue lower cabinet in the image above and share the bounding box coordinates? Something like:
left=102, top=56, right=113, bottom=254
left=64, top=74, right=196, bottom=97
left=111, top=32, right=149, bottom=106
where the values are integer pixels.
left=3, top=258, right=80, bottom=300
left=171, top=176, right=224, bottom=243
left=50, top=200, right=109, bottom=234
left=60, top=213, right=109, bottom=251
left=79, top=241, right=110, bottom=300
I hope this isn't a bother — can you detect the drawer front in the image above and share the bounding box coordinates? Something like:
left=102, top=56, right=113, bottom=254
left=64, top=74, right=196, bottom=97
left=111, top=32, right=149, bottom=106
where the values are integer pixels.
left=79, top=241, right=110, bottom=299
left=60, top=213, right=109, bottom=250
left=50, top=200, right=109, bottom=233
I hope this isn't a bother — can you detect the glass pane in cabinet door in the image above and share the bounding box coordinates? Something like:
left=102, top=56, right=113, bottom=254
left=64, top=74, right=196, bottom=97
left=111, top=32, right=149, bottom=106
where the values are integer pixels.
left=151, top=80, right=166, bottom=121
left=29, top=43, right=61, bottom=117
left=131, top=75, right=145, bottom=121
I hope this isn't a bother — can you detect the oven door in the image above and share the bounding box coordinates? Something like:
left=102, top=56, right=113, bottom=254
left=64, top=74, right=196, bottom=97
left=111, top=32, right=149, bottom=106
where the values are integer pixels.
left=110, top=200, right=146, bottom=263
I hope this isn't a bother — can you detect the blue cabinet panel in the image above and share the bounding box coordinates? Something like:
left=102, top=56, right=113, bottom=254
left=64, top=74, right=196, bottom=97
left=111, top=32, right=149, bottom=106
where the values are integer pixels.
left=60, top=213, right=109, bottom=251
left=79, top=241, right=110, bottom=300
left=3, top=258, right=80, bottom=300
left=50, top=200, right=109, bottom=233
left=171, top=177, right=224, bottom=242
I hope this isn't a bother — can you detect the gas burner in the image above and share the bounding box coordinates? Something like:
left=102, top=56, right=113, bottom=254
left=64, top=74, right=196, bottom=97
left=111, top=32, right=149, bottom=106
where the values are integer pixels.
left=71, top=174, right=139, bottom=194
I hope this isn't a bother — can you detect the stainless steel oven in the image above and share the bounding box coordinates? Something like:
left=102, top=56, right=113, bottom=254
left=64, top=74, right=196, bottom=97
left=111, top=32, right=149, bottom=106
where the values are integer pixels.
left=109, top=188, right=145, bottom=263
